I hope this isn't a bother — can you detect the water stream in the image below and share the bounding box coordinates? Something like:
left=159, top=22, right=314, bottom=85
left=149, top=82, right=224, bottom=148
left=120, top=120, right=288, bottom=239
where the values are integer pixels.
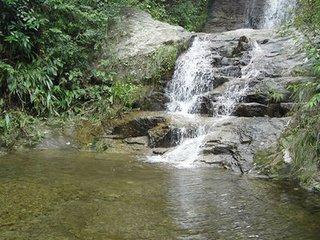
left=148, top=36, right=265, bottom=167
left=262, top=0, right=297, bottom=28
left=148, top=0, right=297, bottom=167
left=0, top=151, right=319, bottom=239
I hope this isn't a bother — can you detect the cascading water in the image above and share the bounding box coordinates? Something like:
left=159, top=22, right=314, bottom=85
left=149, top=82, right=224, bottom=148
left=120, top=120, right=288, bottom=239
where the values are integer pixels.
left=245, top=0, right=297, bottom=29
left=262, top=0, right=297, bottom=28
left=166, top=37, right=216, bottom=115
left=148, top=0, right=296, bottom=168
left=148, top=36, right=264, bottom=167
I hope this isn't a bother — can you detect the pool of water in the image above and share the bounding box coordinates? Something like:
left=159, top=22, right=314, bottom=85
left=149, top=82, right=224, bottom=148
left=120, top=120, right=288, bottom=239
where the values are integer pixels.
left=0, top=150, right=319, bottom=239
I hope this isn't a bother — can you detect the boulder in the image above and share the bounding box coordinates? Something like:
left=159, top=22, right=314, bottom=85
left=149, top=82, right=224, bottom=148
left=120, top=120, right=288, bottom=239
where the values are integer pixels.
left=113, top=116, right=166, bottom=138
left=112, top=9, right=191, bottom=82
left=200, top=117, right=290, bottom=172
left=135, top=91, right=169, bottom=111
left=148, top=124, right=182, bottom=148
left=153, top=148, right=170, bottom=155
left=234, top=103, right=269, bottom=117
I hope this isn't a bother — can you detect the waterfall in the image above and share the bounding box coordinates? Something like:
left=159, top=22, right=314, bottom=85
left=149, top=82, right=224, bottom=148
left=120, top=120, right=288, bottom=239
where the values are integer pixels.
left=245, top=0, right=297, bottom=29
left=166, top=37, right=215, bottom=116
left=262, top=0, right=297, bottom=28
left=148, top=36, right=264, bottom=167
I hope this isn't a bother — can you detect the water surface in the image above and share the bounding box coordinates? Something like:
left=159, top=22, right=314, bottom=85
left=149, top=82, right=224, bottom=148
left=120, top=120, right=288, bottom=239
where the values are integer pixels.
left=0, top=150, right=319, bottom=239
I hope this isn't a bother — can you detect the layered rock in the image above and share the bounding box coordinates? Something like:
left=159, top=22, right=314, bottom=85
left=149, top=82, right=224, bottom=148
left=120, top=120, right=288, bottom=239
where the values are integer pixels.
left=204, top=0, right=266, bottom=32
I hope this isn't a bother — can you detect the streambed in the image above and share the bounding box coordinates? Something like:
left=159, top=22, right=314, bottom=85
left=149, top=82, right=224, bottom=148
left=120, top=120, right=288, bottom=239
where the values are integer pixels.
left=0, top=150, right=319, bottom=239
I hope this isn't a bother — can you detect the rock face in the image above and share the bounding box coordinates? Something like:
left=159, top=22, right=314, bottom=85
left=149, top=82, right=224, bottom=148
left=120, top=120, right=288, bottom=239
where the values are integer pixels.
left=204, top=0, right=266, bottom=32
left=199, top=117, right=290, bottom=173
left=112, top=8, right=191, bottom=81
left=115, top=9, right=191, bottom=58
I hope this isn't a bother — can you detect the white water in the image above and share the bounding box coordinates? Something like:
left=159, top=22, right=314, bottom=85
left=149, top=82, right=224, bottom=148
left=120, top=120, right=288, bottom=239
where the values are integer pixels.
left=147, top=0, right=294, bottom=167
left=262, top=0, right=297, bottom=28
left=148, top=37, right=265, bottom=168
left=166, top=37, right=215, bottom=115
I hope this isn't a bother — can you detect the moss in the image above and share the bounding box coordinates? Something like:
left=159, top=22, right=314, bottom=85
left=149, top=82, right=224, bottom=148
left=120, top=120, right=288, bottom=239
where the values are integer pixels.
left=254, top=147, right=287, bottom=177
left=110, top=41, right=188, bottom=86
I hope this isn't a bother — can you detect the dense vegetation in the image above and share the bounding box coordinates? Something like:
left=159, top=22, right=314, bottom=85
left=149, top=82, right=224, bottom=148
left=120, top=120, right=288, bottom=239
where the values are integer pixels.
left=288, top=0, right=320, bottom=188
left=0, top=0, right=209, bottom=148
left=256, top=0, right=320, bottom=189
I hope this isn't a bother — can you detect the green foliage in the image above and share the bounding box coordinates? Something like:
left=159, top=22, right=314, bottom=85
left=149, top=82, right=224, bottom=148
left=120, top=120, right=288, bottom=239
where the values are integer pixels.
left=0, top=111, right=43, bottom=148
left=268, top=89, right=285, bottom=103
left=295, top=0, right=320, bottom=34
left=0, top=0, right=209, bottom=149
left=129, top=0, right=209, bottom=31
left=255, top=0, right=320, bottom=188
left=271, top=0, right=320, bottom=187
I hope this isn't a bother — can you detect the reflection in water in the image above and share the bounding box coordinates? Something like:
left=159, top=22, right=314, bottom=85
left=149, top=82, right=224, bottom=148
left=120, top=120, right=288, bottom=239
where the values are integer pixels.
left=167, top=168, right=320, bottom=240
left=0, top=151, right=319, bottom=239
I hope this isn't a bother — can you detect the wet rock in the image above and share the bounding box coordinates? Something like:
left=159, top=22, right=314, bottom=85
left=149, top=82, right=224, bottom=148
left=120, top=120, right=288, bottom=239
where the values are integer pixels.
left=199, top=117, right=290, bottom=172
left=124, top=136, right=148, bottom=146
left=259, top=39, right=269, bottom=44
left=268, top=103, right=294, bottom=117
left=234, top=103, right=269, bottom=117
left=232, top=36, right=252, bottom=56
left=211, top=54, right=223, bottom=67
left=221, top=57, right=229, bottom=66
left=243, top=93, right=269, bottom=104
left=36, top=127, right=77, bottom=150
left=217, top=65, right=242, bottom=77
left=200, top=154, right=242, bottom=172
left=113, top=116, right=166, bottom=138
left=203, top=0, right=266, bottom=32
left=153, top=148, right=170, bottom=155
left=148, top=124, right=182, bottom=148
left=202, top=142, right=236, bottom=155
left=197, top=95, right=216, bottom=115
left=136, top=91, right=169, bottom=111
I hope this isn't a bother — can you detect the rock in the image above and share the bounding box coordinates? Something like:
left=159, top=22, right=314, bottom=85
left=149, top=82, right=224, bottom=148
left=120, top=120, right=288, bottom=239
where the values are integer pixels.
left=243, top=93, right=269, bottom=104
left=267, top=103, right=294, bottom=117
left=153, top=148, right=170, bottom=155
left=115, top=9, right=190, bottom=59
left=203, top=0, right=266, bottom=32
left=239, top=131, right=252, bottom=144
left=200, top=154, right=242, bottom=172
left=199, top=117, right=290, bottom=172
left=148, top=124, right=182, bottom=148
left=112, top=9, right=191, bottom=82
left=36, top=127, right=77, bottom=150
left=217, top=65, right=242, bottom=77
left=221, top=57, right=229, bottom=66
left=202, top=142, right=236, bottom=155
left=124, top=136, right=148, bottom=146
left=232, top=36, right=252, bottom=56
left=113, top=116, right=166, bottom=138
left=136, top=91, right=169, bottom=111
left=196, top=95, right=216, bottom=115
left=234, top=103, right=269, bottom=117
